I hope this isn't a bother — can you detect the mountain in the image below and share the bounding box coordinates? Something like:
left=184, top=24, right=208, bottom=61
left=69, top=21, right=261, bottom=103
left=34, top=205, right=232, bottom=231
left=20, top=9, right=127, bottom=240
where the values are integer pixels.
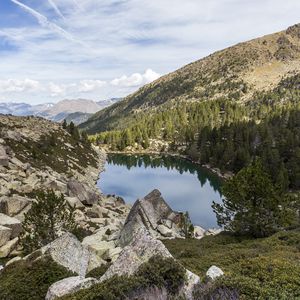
left=64, top=111, right=92, bottom=125
left=80, top=23, right=300, bottom=133
left=0, top=98, right=121, bottom=123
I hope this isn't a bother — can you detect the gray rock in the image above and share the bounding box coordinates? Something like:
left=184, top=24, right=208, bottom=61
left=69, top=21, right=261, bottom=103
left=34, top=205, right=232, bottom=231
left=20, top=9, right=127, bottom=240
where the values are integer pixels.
left=0, top=213, right=22, bottom=238
left=0, top=145, right=8, bottom=167
left=0, top=237, right=18, bottom=258
left=101, top=227, right=173, bottom=281
left=0, top=225, right=12, bottom=247
left=67, top=179, right=99, bottom=206
left=5, top=256, right=22, bottom=266
left=41, top=232, right=90, bottom=277
left=65, top=197, right=85, bottom=210
left=194, top=225, right=206, bottom=239
left=0, top=195, right=31, bottom=216
left=206, top=265, right=224, bottom=280
left=46, top=276, right=97, bottom=300
left=205, top=228, right=222, bottom=236
left=118, top=190, right=183, bottom=247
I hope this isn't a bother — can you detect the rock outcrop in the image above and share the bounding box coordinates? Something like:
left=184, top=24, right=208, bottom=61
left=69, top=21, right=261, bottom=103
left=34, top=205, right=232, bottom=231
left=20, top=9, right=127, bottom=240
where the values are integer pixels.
left=206, top=265, right=224, bottom=281
left=46, top=276, right=97, bottom=300
left=118, top=189, right=184, bottom=247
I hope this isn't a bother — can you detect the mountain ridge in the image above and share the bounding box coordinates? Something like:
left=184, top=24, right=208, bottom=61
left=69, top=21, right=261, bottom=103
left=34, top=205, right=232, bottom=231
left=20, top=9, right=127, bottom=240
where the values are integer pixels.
left=80, top=23, right=300, bottom=133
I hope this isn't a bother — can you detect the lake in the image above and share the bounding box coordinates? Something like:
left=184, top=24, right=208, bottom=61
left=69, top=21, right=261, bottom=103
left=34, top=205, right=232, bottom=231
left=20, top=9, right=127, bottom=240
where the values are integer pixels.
left=97, top=154, right=223, bottom=229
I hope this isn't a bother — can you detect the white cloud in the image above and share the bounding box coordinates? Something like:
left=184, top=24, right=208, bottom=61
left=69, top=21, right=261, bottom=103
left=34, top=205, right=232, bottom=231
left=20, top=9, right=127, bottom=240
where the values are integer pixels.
left=111, top=69, right=160, bottom=87
left=78, top=80, right=107, bottom=92
left=0, top=79, right=41, bottom=93
left=2, top=1, right=300, bottom=103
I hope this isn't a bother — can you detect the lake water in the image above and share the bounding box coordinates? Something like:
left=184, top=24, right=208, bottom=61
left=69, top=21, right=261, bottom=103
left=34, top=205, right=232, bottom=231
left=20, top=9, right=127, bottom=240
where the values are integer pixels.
left=97, top=154, right=223, bottom=228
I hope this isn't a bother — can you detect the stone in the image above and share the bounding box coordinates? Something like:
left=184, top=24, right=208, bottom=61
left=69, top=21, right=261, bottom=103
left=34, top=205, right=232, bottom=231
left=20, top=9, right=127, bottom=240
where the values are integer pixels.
left=0, top=237, right=18, bottom=258
left=41, top=232, right=90, bottom=277
left=0, top=195, right=31, bottom=216
left=205, top=228, right=222, bottom=236
left=5, top=256, right=22, bottom=266
left=67, top=179, right=99, bottom=206
left=0, top=213, right=22, bottom=238
left=101, top=228, right=173, bottom=281
left=102, top=247, right=122, bottom=263
left=206, top=265, right=224, bottom=280
left=0, top=145, right=9, bottom=167
left=46, top=276, right=97, bottom=300
left=65, top=197, right=85, bottom=209
left=0, top=225, right=12, bottom=247
left=194, top=225, right=206, bottom=239
left=157, top=224, right=173, bottom=237
left=118, top=190, right=183, bottom=247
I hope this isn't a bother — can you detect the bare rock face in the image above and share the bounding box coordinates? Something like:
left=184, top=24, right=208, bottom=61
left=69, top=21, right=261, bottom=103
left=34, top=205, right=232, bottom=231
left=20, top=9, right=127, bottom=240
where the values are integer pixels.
left=0, top=213, right=22, bottom=238
left=0, top=195, right=32, bottom=217
left=0, top=145, right=9, bottom=167
left=46, top=276, right=97, bottom=300
left=67, top=179, right=99, bottom=206
left=41, top=232, right=91, bottom=277
left=0, top=237, right=18, bottom=258
left=118, top=189, right=183, bottom=247
left=101, top=227, right=173, bottom=281
left=0, top=225, right=12, bottom=247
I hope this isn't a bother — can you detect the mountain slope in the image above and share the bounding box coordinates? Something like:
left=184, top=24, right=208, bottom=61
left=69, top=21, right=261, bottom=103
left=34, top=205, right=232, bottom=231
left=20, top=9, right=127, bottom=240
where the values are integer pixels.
left=80, top=24, right=300, bottom=134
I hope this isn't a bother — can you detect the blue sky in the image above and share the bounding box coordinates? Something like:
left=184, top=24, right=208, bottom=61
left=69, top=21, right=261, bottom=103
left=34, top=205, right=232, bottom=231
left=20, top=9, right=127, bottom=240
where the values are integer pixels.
left=0, top=0, right=300, bottom=104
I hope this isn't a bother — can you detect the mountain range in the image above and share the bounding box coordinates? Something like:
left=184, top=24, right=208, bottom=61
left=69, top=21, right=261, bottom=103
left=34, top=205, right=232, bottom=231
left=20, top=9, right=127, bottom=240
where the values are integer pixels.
left=0, top=98, right=121, bottom=124
left=80, top=23, right=300, bottom=133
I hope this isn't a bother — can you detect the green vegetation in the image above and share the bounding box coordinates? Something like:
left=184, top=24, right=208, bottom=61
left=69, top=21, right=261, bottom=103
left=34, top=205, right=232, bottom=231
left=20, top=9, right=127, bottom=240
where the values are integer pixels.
left=60, top=256, right=186, bottom=300
left=20, top=190, right=76, bottom=254
left=0, top=256, right=74, bottom=300
left=90, top=74, right=300, bottom=191
left=212, top=160, right=298, bottom=237
left=163, top=230, right=300, bottom=300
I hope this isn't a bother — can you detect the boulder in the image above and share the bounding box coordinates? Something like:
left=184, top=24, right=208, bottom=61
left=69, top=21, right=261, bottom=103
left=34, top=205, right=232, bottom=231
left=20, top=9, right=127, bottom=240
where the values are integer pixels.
left=65, top=197, right=85, bottom=210
left=41, top=232, right=90, bottom=277
left=0, top=225, right=12, bottom=247
left=46, top=276, right=97, bottom=300
left=67, top=179, right=99, bottom=206
left=0, top=195, right=31, bottom=216
left=0, top=237, right=18, bottom=258
left=206, top=265, right=224, bottom=281
left=118, top=190, right=183, bottom=247
left=101, top=228, right=173, bottom=281
left=194, top=225, right=206, bottom=239
left=205, top=228, right=222, bottom=236
left=0, top=213, right=22, bottom=238
left=5, top=256, right=22, bottom=266
left=0, top=145, right=9, bottom=167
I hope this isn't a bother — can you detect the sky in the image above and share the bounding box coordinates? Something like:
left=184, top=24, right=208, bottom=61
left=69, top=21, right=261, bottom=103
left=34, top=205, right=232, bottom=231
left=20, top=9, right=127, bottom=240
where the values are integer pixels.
left=0, top=0, right=299, bottom=104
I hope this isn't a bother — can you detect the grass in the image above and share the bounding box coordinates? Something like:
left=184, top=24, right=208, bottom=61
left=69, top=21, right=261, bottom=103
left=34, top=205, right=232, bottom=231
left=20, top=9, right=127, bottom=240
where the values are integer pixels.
left=163, top=230, right=300, bottom=299
left=0, top=256, right=74, bottom=300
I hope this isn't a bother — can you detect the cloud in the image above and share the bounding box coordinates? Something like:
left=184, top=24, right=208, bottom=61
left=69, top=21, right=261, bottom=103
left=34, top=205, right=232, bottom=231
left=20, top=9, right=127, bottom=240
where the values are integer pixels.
left=47, top=0, right=65, bottom=20
left=111, top=69, right=161, bottom=87
left=0, top=79, right=41, bottom=93
left=78, top=80, right=107, bottom=92
left=10, top=0, right=83, bottom=45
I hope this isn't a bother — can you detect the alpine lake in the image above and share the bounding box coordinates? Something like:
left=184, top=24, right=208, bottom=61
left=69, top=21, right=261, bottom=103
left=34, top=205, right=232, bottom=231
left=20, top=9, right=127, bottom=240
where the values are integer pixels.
left=97, top=154, right=223, bottom=229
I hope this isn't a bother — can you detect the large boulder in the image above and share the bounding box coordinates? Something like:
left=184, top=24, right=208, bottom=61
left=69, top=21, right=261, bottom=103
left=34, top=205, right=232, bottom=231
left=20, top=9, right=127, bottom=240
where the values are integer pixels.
left=0, top=195, right=32, bottom=216
left=0, top=145, right=9, bottom=167
left=206, top=265, right=224, bottom=281
left=101, top=228, right=200, bottom=299
left=67, top=179, right=99, bottom=206
left=46, top=276, right=97, bottom=300
left=41, top=232, right=91, bottom=277
left=0, top=225, right=12, bottom=247
left=0, top=213, right=22, bottom=238
left=0, top=237, right=18, bottom=258
left=101, top=228, right=173, bottom=281
left=118, top=189, right=183, bottom=247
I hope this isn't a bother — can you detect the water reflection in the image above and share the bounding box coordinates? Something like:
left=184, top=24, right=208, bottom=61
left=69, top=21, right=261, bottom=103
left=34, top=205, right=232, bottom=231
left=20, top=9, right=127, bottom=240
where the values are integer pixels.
left=98, top=154, right=223, bottom=228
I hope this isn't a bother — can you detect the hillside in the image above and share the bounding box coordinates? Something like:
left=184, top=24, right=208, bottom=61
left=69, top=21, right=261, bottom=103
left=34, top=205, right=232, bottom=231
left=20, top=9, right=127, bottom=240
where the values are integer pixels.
left=0, top=98, right=121, bottom=123
left=81, top=23, right=300, bottom=133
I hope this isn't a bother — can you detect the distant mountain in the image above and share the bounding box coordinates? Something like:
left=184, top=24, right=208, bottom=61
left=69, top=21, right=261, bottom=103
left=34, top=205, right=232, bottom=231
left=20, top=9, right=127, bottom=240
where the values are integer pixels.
left=80, top=23, right=300, bottom=133
left=0, top=98, right=121, bottom=123
left=64, top=112, right=92, bottom=125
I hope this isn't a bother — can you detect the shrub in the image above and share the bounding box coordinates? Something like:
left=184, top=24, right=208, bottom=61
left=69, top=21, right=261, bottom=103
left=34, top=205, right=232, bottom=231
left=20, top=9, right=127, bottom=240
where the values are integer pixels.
left=0, top=256, right=74, bottom=300
left=20, top=190, right=77, bottom=254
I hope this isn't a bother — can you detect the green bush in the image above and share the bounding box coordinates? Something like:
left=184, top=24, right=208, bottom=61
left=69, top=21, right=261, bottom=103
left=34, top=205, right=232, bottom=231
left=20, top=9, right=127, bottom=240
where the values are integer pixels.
left=0, top=256, right=74, bottom=300
left=60, top=256, right=186, bottom=300
left=163, top=230, right=300, bottom=299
